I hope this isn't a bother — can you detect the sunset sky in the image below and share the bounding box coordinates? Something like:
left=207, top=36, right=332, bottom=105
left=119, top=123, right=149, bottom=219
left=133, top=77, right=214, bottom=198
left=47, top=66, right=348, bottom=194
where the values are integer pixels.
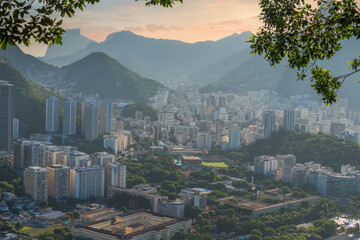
left=21, top=0, right=262, bottom=56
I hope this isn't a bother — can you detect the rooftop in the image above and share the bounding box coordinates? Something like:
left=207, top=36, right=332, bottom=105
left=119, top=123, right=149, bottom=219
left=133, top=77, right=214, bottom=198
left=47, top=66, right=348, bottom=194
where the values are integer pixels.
left=38, top=211, right=65, bottom=220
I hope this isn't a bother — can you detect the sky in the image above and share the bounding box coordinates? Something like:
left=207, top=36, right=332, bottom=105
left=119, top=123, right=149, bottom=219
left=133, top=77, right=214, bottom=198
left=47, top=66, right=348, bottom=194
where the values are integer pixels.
left=21, top=0, right=262, bottom=56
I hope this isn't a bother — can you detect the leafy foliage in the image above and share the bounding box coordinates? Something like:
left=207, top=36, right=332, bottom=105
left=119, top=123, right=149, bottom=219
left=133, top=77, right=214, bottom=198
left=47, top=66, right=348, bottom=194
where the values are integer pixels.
left=0, top=0, right=182, bottom=50
left=249, top=0, right=360, bottom=104
left=228, top=131, right=360, bottom=172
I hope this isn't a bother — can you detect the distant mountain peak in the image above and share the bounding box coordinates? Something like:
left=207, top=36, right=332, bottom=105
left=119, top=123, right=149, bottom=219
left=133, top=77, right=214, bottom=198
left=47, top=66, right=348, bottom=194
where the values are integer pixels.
left=43, top=28, right=95, bottom=59
left=104, top=30, right=143, bottom=42
left=65, top=28, right=81, bottom=35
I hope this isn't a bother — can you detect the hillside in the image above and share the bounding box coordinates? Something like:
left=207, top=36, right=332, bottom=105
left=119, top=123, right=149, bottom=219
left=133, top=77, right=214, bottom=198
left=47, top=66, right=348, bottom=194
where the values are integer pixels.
left=41, top=31, right=252, bottom=82
left=60, top=52, right=163, bottom=102
left=0, top=57, right=56, bottom=136
left=229, top=131, right=360, bottom=172
left=0, top=46, right=58, bottom=85
left=121, top=103, right=158, bottom=121
left=201, top=38, right=360, bottom=104
left=190, top=45, right=252, bottom=84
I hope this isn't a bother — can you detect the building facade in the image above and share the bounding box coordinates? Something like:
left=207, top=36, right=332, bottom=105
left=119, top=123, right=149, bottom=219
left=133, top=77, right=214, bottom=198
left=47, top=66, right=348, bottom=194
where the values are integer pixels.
left=229, top=128, right=241, bottom=150
left=104, top=162, right=126, bottom=196
left=63, top=99, right=77, bottom=135
left=0, top=81, right=14, bottom=155
left=47, top=165, right=71, bottom=201
left=45, top=96, right=60, bottom=132
left=84, top=104, right=99, bottom=141
left=24, top=167, right=48, bottom=202
left=70, top=166, right=105, bottom=199
left=99, top=101, right=113, bottom=133
left=284, top=109, right=295, bottom=132
left=264, top=111, right=276, bottom=139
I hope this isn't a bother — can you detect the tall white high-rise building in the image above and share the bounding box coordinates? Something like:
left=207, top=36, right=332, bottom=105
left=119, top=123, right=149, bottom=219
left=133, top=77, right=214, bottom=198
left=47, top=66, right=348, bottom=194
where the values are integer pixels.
left=197, top=133, right=212, bottom=151
left=70, top=166, right=105, bottom=200
left=0, top=81, right=14, bottom=155
left=84, top=104, right=98, bottom=141
left=284, top=109, right=295, bottom=132
left=63, top=99, right=77, bottom=135
left=229, top=128, right=241, bottom=150
left=47, top=165, right=71, bottom=201
left=104, top=162, right=126, bottom=196
left=264, top=111, right=276, bottom=139
left=24, top=167, right=48, bottom=202
left=46, top=96, right=60, bottom=132
left=99, top=101, right=113, bottom=133
left=13, top=118, right=19, bottom=140
left=279, top=154, right=297, bottom=183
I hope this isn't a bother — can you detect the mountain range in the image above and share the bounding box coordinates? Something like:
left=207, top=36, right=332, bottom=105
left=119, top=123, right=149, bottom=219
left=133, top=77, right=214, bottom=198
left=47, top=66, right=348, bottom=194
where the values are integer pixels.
left=1, top=29, right=360, bottom=106
left=40, top=30, right=252, bottom=82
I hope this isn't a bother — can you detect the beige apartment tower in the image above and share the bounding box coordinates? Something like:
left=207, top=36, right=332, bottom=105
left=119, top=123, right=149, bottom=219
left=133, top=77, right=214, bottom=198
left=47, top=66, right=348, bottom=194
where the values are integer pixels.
left=104, top=162, right=126, bottom=197
left=47, top=165, right=71, bottom=201
left=24, top=167, right=48, bottom=202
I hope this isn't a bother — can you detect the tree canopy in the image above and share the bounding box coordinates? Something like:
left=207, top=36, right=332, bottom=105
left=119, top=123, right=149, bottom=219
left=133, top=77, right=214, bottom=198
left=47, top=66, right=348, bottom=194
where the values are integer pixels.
left=0, top=0, right=183, bottom=50
left=249, top=0, right=360, bottom=104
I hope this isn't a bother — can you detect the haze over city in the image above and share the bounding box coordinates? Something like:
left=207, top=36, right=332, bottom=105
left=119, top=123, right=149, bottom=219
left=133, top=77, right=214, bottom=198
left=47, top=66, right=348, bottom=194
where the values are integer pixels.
left=1, top=0, right=360, bottom=240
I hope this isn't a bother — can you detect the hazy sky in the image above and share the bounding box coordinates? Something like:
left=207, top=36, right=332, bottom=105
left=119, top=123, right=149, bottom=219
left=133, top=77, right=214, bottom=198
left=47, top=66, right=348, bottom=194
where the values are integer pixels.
left=21, top=0, right=262, bottom=56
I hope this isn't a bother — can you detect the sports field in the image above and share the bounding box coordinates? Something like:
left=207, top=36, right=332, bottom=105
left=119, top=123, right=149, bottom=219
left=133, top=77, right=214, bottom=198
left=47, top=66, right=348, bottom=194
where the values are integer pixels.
left=21, top=224, right=65, bottom=237
left=202, top=162, right=228, bottom=168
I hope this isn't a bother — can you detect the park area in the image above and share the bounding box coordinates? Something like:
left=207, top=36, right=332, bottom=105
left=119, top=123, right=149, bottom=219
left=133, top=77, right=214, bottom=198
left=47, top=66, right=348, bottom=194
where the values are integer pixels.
left=21, top=224, right=65, bottom=237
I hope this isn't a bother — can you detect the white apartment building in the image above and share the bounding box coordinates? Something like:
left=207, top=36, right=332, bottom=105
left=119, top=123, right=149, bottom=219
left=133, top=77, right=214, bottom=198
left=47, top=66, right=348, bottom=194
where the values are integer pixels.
left=70, top=166, right=105, bottom=200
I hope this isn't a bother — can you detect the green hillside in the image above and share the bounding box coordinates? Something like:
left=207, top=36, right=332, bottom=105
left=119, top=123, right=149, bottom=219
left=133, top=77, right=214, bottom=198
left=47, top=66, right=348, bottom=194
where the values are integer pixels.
left=0, top=57, right=55, bottom=136
left=121, top=103, right=158, bottom=121
left=0, top=46, right=58, bottom=84
left=61, top=52, right=163, bottom=102
left=229, top=131, right=360, bottom=172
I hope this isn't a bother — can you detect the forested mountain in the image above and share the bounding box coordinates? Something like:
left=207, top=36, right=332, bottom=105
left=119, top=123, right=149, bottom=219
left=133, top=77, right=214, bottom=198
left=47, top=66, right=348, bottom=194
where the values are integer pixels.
left=0, top=57, right=56, bottom=136
left=60, top=52, right=163, bottom=102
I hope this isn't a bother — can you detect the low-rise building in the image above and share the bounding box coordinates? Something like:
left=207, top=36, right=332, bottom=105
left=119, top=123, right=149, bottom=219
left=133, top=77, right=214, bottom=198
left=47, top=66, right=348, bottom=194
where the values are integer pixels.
left=157, top=200, right=185, bottom=218
left=72, top=210, right=191, bottom=240
left=81, top=208, right=123, bottom=223
left=181, top=156, right=201, bottom=166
